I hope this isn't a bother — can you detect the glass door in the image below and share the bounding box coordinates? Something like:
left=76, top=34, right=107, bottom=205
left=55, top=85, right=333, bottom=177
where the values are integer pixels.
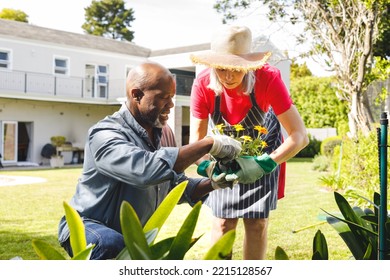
left=1, top=121, right=18, bottom=164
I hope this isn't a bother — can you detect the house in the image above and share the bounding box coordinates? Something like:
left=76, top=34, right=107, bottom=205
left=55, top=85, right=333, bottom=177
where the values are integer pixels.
left=0, top=18, right=290, bottom=167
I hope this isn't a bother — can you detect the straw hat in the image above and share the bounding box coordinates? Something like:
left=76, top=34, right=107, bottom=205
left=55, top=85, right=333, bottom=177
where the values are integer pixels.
left=190, top=25, right=271, bottom=73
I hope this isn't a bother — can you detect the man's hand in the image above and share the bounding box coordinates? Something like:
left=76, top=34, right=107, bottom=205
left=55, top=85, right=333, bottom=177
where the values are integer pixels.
left=197, top=160, right=233, bottom=189
left=208, top=135, right=242, bottom=162
left=224, top=154, right=278, bottom=184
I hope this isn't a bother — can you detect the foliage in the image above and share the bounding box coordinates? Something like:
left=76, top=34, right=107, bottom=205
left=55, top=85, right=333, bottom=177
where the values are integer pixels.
left=31, top=181, right=235, bottom=260
left=82, top=0, right=135, bottom=42
left=50, top=136, right=66, bottom=147
left=0, top=8, right=29, bottom=22
left=275, top=229, right=328, bottom=260
left=324, top=192, right=390, bottom=260
left=290, top=76, right=348, bottom=133
left=311, top=154, right=331, bottom=172
left=320, top=136, right=342, bottom=156
left=329, top=130, right=387, bottom=207
left=295, top=134, right=321, bottom=158
left=213, top=0, right=390, bottom=137
left=32, top=201, right=94, bottom=260
left=372, top=2, right=390, bottom=59
left=290, top=59, right=312, bottom=79
left=276, top=191, right=390, bottom=260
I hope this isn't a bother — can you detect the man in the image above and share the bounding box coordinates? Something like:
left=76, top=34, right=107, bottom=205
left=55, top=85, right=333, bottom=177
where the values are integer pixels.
left=58, top=62, right=242, bottom=260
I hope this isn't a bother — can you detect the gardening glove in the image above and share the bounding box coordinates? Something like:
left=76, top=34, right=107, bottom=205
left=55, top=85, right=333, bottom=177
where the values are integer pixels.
left=225, top=154, right=278, bottom=184
left=197, top=160, right=234, bottom=189
left=207, top=135, right=242, bottom=163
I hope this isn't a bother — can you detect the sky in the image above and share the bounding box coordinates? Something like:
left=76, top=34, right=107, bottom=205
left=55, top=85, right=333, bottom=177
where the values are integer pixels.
left=0, top=0, right=331, bottom=76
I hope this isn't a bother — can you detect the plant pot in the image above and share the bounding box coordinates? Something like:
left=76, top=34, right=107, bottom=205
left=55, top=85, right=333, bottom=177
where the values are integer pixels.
left=50, top=156, right=64, bottom=168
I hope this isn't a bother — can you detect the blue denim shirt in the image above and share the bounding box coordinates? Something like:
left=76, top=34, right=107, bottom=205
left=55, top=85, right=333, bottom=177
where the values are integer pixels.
left=58, top=104, right=205, bottom=242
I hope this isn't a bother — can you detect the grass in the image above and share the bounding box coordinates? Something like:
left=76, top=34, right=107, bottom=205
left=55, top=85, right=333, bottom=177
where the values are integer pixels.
left=0, top=159, right=351, bottom=260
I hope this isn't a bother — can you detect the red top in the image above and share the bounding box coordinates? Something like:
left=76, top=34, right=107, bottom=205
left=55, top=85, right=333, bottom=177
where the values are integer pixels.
left=190, top=64, right=293, bottom=122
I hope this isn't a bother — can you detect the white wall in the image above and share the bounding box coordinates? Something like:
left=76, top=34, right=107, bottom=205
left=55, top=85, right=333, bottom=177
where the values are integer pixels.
left=0, top=98, right=119, bottom=165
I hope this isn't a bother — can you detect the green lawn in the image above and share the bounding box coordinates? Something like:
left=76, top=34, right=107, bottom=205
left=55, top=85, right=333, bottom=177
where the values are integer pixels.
left=0, top=159, right=351, bottom=260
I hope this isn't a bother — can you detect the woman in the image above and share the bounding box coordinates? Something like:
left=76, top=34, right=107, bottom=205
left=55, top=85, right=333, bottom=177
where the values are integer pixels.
left=189, top=25, right=309, bottom=259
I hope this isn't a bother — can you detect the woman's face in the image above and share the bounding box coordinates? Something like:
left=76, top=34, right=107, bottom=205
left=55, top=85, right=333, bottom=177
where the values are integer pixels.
left=215, top=69, right=245, bottom=89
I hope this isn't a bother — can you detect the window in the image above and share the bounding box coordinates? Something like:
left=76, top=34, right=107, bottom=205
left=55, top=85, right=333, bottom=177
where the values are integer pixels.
left=54, top=57, right=69, bottom=75
left=0, top=50, right=11, bottom=69
left=97, top=65, right=108, bottom=98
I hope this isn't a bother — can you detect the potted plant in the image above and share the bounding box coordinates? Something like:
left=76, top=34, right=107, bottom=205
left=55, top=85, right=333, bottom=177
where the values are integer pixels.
left=50, top=136, right=66, bottom=168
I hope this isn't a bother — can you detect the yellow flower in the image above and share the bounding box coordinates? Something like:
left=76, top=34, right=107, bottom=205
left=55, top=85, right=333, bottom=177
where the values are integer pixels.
left=254, top=125, right=268, bottom=135
left=240, top=135, right=253, bottom=142
left=215, top=124, right=225, bottom=133
left=213, top=123, right=268, bottom=157
left=233, top=124, right=245, bottom=132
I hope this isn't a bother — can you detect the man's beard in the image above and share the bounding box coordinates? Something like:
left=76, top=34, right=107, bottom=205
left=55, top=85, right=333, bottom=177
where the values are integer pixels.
left=153, top=116, right=165, bottom=128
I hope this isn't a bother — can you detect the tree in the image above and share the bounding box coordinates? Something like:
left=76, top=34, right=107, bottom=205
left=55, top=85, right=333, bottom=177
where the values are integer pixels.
left=290, top=59, right=312, bottom=79
left=0, top=8, right=28, bottom=22
left=214, top=0, right=390, bottom=137
left=82, top=0, right=135, bottom=42
left=290, top=76, right=349, bottom=133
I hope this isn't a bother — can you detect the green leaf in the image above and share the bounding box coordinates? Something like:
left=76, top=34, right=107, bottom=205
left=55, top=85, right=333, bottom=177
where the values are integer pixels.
left=334, top=193, right=373, bottom=248
left=274, top=246, right=289, bottom=260
left=71, top=244, right=95, bottom=260
left=116, top=248, right=131, bottom=260
left=166, top=201, right=201, bottom=260
left=203, top=230, right=235, bottom=260
left=120, top=201, right=152, bottom=260
left=312, top=230, right=328, bottom=260
left=143, top=181, right=187, bottom=236
left=312, top=251, right=324, bottom=260
left=32, top=239, right=66, bottom=260
left=324, top=210, right=377, bottom=259
left=63, top=201, right=87, bottom=256
left=362, top=243, right=373, bottom=260
left=150, top=237, right=175, bottom=259
left=116, top=229, right=158, bottom=260
left=325, top=214, right=364, bottom=258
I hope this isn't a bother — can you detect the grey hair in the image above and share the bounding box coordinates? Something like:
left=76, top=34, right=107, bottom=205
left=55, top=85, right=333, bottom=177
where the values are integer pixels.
left=207, top=68, right=256, bottom=96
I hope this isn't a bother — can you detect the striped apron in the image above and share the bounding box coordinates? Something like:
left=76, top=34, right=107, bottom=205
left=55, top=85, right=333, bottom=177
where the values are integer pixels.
left=205, top=93, right=283, bottom=218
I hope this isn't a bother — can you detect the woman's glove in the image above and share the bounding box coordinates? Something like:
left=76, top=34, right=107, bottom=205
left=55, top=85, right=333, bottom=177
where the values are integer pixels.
left=207, top=135, right=242, bottom=162
left=197, top=160, right=233, bottom=189
left=224, top=154, right=278, bottom=184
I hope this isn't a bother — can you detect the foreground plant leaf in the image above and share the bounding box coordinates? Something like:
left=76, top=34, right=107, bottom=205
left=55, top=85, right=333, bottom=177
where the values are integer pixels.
left=120, top=201, right=152, bottom=260
left=32, top=239, right=66, bottom=260
left=63, top=201, right=87, bottom=256
left=312, top=230, right=328, bottom=260
left=203, top=230, right=236, bottom=260
left=274, top=246, right=289, bottom=260
left=144, top=180, right=187, bottom=236
left=71, top=244, right=95, bottom=260
left=166, top=201, right=201, bottom=260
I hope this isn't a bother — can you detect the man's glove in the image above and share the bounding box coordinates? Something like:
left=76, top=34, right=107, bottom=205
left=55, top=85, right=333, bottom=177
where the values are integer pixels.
left=207, top=135, right=242, bottom=162
left=197, top=160, right=233, bottom=189
left=225, top=154, right=278, bottom=184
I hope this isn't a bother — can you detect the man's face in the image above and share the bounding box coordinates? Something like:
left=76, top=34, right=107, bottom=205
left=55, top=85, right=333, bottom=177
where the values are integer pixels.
left=138, top=79, right=175, bottom=128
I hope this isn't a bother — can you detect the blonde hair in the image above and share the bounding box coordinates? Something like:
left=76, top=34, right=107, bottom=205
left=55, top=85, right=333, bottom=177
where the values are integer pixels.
left=207, top=68, right=256, bottom=96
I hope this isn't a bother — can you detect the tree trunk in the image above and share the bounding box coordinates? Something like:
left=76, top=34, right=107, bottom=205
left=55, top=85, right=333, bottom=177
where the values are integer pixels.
left=348, top=91, right=373, bottom=137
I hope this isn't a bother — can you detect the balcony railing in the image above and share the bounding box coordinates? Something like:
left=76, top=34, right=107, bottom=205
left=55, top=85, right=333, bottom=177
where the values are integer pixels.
left=0, top=69, right=195, bottom=101
left=0, top=69, right=118, bottom=101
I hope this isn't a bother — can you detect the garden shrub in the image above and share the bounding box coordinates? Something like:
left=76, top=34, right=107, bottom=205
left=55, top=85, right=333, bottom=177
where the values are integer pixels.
left=329, top=131, right=388, bottom=207
left=320, top=136, right=342, bottom=156
left=312, top=154, right=331, bottom=172
left=295, top=134, right=321, bottom=158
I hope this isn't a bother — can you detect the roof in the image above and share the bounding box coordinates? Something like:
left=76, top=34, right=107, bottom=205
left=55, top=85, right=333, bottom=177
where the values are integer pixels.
left=0, top=18, right=151, bottom=57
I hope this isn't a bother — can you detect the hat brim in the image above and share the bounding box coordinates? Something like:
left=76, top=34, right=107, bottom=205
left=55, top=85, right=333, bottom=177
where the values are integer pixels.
left=190, top=51, right=271, bottom=73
